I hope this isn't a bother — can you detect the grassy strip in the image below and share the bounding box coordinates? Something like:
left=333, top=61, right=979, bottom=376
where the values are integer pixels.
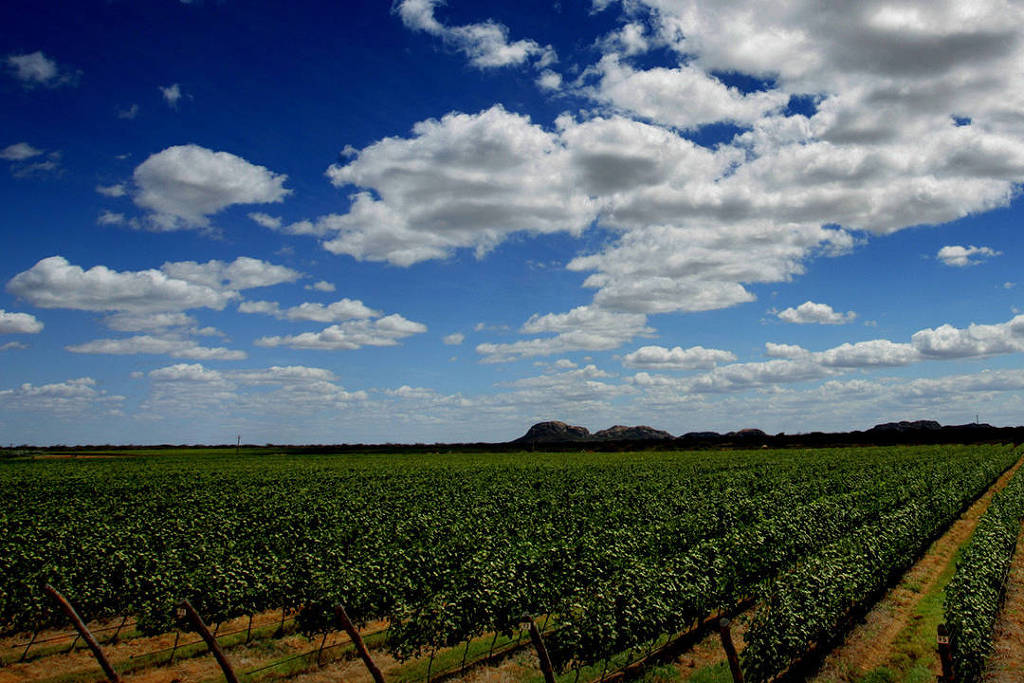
left=944, top=462, right=1024, bottom=682
left=29, top=616, right=299, bottom=683
left=209, top=627, right=389, bottom=683
left=854, top=547, right=962, bottom=683
left=0, top=624, right=142, bottom=665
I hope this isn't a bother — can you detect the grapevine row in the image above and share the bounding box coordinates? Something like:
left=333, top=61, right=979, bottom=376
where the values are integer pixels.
left=0, top=445, right=1016, bottom=679
left=740, top=448, right=1014, bottom=681
left=944, top=460, right=1024, bottom=682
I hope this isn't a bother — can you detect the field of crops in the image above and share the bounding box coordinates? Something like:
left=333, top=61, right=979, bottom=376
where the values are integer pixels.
left=1, top=444, right=1021, bottom=682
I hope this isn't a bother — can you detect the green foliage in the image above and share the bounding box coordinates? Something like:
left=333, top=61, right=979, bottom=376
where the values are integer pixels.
left=0, top=445, right=1016, bottom=676
left=944, top=461, right=1024, bottom=682
left=739, top=446, right=1017, bottom=682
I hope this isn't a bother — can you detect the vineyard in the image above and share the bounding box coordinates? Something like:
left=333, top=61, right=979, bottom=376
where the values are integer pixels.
left=1, top=444, right=1023, bottom=682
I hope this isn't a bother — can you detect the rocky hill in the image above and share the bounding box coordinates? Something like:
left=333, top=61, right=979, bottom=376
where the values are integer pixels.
left=592, top=425, right=673, bottom=441
left=513, top=421, right=592, bottom=443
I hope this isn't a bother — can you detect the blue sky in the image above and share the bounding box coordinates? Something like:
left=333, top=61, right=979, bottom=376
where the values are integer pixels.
left=2, top=0, right=1024, bottom=445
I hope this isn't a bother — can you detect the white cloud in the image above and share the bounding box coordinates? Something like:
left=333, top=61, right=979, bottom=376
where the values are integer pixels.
left=622, top=344, right=737, bottom=370
left=149, top=363, right=226, bottom=383
left=443, top=332, right=465, bottom=345
left=761, top=313, right=1024, bottom=370
left=937, top=244, right=1001, bottom=267
left=536, top=70, right=562, bottom=91
left=395, top=0, right=556, bottom=70
left=67, top=335, right=247, bottom=360
left=0, top=341, right=28, bottom=351
left=7, top=256, right=297, bottom=317
left=777, top=301, right=857, bottom=325
left=0, top=142, right=42, bottom=161
left=322, top=106, right=594, bottom=265
left=0, top=377, right=123, bottom=414
left=160, top=83, right=183, bottom=107
left=140, top=363, right=368, bottom=419
left=161, top=256, right=301, bottom=291
left=238, top=300, right=280, bottom=315
left=6, top=51, right=77, bottom=87
left=248, top=212, right=282, bottom=229
left=7, top=149, right=62, bottom=178
left=239, top=297, right=378, bottom=322
left=103, top=311, right=197, bottom=332
left=911, top=315, right=1024, bottom=358
left=97, top=211, right=125, bottom=226
left=7, top=256, right=236, bottom=312
left=327, top=1, right=1024, bottom=323
left=0, top=310, right=43, bottom=334
left=764, top=342, right=811, bottom=359
left=305, top=280, right=336, bottom=292
left=817, top=339, right=921, bottom=367
left=632, top=358, right=834, bottom=395
left=477, top=305, right=652, bottom=362
left=586, top=54, right=788, bottom=130
left=133, top=145, right=291, bottom=230
left=96, top=183, right=127, bottom=197
left=255, top=314, right=427, bottom=350
left=117, top=103, right=139, bottom=119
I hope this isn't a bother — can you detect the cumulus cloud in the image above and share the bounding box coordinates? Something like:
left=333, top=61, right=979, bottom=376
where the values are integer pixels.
left=622, top=344, right=737, bottom=369
left=443, top=332, right=465, bottom=345
left=817, top=339, right=921, bottom=367
left=324, top=1, right=1024, bottom=322
left=586, top=54, right=788, bottom=130
left=0, top=310, right=43, bottom=334
left=761, top=313, right=1024, bottom=372
left=161, top=256, right=301, bottom=291
left=96, top=183, right=126, bottom=197
left=117, top=103, right=139, bottom=119
left=97, top=211, right=125, bottom=226
left=7, top=256, right=235, bottom=312
left=255, top=314, right=427, bottom=350
left=0, top=341, right=28, bottom=351
left=239, top=297, right=379, bottom=322
left=6, top=255, right=298, bottom=314
left=632, top=358, right=834, bottom=395
left=6, top=51, right=77, bottom=87
left=305, top=280, right=336, bottom=292
left=777, top=301, right=857, bottom=325
left=0, top=377, right=125, bottom=418
left=160, top=83, right=183, bottom=107
left=911, top=315, right=1024, bottom=358
left=0, top=142, right=42, bottom=161
left=477, top=305, right=652, bottom=362
left=103, top=311, right=197, bottom=333
left=395, top=0, right=556, bottom=69
left=764, top=342, right=811, bottom=360
left=132, top=145, right=291, bottom=230
left=937, top=244, right=1001, bottom=267
left=248, top=212, right=282, bottom=229
left=322, top=106, right=594, bottom=265
left=67, top=335, right=247, bottom=360
left=141, top=363, right=368, bottom=418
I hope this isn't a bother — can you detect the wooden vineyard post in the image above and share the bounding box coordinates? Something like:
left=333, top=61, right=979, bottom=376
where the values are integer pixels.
left=717, top=618, right=744, bottom=683
left=176, top=599, right=240, bottom=683
left=937, top=623, right=954, bottom=683
left=520, top=614, right=556, bottom=683
left=335, top=603, right=385, bottom=683
left=42, top=584, right=122, bottom=683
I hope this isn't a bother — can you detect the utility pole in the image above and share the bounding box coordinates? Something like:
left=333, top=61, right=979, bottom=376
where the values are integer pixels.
left=236, top=434, right=240, bottom=456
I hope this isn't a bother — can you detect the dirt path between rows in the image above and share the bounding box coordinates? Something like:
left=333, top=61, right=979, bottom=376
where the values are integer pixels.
left=983, top=522, right=1024, bottom=681
left=809, top=454, right=1024, bottom=682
